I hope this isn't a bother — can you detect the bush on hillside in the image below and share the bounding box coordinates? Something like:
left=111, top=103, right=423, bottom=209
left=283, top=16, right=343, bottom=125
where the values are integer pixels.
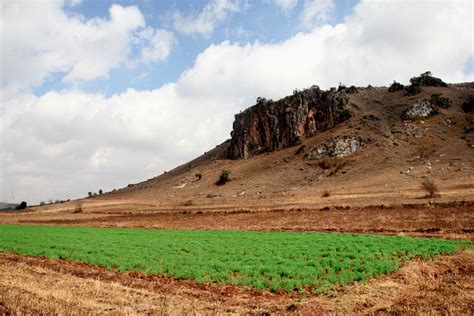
left=420, top=178, right=439, bottom=198
left=462, top=97, right=474, bottom=113
left=15, top=201, right=27, bottom=210
left=388, top=81, right=405, bottom=92
left=430, top=93, right=452, bottom=109
left=409, top=71, right=448, bottom=87
left=216, top=170, right=231, bottom=185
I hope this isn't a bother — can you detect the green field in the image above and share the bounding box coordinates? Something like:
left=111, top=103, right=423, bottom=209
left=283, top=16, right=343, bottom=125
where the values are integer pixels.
left=0, top=225, right=470, bottom=293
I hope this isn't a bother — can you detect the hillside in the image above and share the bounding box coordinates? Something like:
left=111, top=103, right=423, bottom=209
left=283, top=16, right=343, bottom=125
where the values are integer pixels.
left=2, top=74, right=473, bottom=238
left=101, top=77, right=474, bottom=208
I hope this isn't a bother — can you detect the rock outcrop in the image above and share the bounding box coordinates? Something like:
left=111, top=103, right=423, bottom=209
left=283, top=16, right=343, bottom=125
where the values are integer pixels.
left=306, top=136, right=365, bottom=159
left=404, top=100, right=436, bottom=119
left=228, top=86, right=351, bottom=159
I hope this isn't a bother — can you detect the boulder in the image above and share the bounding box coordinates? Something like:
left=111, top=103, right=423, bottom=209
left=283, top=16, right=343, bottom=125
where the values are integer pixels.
left=306, top=136, right=365, bottom=159
left=404, top=101, right=436, bottom=119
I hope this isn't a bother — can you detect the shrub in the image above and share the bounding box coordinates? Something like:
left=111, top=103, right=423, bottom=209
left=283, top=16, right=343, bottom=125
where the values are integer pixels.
left=346, top=85, right=358, bottom=94
left=462, top=97, right=474, bottom=113
left=409, top=71, right=448, bottom=87
left=15, top=201, right=27, bottom=210
left=195, top=171, right=202, bottom=180
left=340, top=108, right=352, bottom=121
left=420, top=178, right=439, bottom=198
left=322, top=190, right=331, bottom=198
left=388, top=81, right=405, bottom=92
left=73, top=201, right=82, bottom=213
left=404, top=84, right=421, bottom=96
left=430, top=93, right=452, bottom=109
left=216, top=170, right=231, bottom=185
left=183, top=200, right=194, bottom=206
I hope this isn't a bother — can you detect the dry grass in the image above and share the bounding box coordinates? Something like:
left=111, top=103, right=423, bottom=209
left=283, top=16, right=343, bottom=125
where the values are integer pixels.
left=0, top=249, right=472, bottom=314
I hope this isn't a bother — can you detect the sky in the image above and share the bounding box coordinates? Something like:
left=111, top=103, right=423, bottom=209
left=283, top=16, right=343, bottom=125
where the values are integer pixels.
left=1, top=0, right=473, bottom=204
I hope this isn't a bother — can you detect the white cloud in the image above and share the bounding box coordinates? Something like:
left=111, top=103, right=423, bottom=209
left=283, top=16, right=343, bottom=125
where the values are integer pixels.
left=0, top=0, right=173, bottom=96
left=173, top=0, right=241, bottom=36
left=300, top=0, right=334, bottom=28
left=132, top=28, right=176, bottom=65
left=1, top=0, right=473, bottom=204
left=269, top=0, right=298, bottom=11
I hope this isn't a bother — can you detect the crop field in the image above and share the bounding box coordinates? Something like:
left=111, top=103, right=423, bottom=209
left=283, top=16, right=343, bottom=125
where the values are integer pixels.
left=0, top=225, right=470, bottom=293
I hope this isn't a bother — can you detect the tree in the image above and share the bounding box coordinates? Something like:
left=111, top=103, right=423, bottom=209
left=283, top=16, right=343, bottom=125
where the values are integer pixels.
left=88, top=192, right=93, bottom=198
left=98, top=189, right=103, bottom=195
left=15, top=201, right=27, bottom=210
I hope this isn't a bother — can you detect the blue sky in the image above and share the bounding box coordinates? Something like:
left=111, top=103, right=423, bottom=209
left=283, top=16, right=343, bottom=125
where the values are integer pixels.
left=1, top=0, right=473, bottom=204
left=33, top=0, right=360, bottom=97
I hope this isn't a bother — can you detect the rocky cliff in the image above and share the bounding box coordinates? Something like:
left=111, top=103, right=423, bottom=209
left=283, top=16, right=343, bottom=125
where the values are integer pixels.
left=228, top=86, right=352, bottom=159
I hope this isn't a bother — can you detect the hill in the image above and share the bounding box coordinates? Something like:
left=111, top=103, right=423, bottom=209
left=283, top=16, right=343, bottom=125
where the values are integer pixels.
left=2, top=73, right=473, bottom=239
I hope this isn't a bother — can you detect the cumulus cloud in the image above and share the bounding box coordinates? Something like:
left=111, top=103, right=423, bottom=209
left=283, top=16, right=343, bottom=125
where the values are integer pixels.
left=0, top=0, right=173, bottom=96
left=173, top=0, right=241, bottom=36
left=1, top=0, right=473, bottom=203
left=300, top=0, right=334, bottom=28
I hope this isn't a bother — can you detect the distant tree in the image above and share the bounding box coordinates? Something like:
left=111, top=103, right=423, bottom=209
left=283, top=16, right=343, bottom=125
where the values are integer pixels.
left=88, top=192, right=93, bottom=198
left=15, top=201, right=27, bottom=210
left=256, top=97, right=267, bottom=104
left=98, top=189, right=103, bottom=195
left=388, top=81, right=405, bottom=92
left=39, top=201, right=46, bottom=206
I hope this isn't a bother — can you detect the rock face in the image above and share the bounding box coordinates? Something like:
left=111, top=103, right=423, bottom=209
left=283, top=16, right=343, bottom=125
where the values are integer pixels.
left=306, top=136, right=365, bottom=159
left=404, top=101, right=436, bottom=119
left=228, top=87, right=350, bottom=159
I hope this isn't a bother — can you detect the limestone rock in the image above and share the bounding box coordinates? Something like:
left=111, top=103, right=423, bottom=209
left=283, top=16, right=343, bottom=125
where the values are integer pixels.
left=404, top=101, right=436, bottom=119
left=306, top=136, right=365, bottom=159
left=228, top=86, right=350, bottom=159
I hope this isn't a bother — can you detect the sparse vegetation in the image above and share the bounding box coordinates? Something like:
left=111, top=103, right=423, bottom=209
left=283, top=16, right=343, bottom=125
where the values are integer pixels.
left=421, top=178, right=439, bottom=198
left=216, top=169, right=231, bottom=185
left=98, top=189, right=103, bottom=195
left=322, top=190, right=331, bottom=198
left=0, top=225, right=469, bottom=294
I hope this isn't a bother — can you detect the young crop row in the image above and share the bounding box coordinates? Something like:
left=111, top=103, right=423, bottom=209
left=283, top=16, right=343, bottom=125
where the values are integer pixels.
left=0, top=225, right=470, bottom=293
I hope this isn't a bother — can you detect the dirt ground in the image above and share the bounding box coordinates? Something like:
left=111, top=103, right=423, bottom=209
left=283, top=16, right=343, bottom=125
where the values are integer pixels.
left=3, top=200, right=473, bottom=241
left=0, top=249, right=472, bottom=315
